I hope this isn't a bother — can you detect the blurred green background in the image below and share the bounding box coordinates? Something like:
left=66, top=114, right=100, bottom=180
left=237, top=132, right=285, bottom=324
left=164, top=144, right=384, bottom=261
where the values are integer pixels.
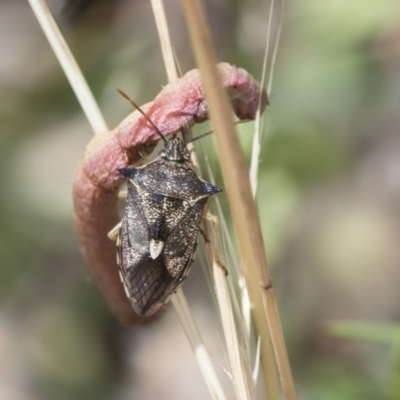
left=1, top=0, right=400, bottom=399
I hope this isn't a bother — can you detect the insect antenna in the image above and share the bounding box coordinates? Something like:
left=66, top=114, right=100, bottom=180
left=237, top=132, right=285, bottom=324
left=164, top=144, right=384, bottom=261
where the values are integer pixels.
left=116, top=89, right=168, bottom=145
left=185, top=119, right=250, bottom=145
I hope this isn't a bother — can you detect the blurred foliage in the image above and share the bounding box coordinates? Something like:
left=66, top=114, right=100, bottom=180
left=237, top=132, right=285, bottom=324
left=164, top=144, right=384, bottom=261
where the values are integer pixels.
left=1, top=0, right=400, bottom=399
left=328, top=321, right=400, bottom=344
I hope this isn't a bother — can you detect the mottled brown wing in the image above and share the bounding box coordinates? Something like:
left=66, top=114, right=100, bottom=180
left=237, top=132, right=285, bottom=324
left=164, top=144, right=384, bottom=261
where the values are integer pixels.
left=121, top=255, right=177, bottom=316
left=118, top=183, right=175, bottom=316
left=163, top=197, right=208, bottom=278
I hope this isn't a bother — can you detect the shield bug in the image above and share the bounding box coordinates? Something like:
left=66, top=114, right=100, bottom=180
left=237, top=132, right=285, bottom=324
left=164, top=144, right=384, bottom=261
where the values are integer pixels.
left=115, top=92, right=221, bottom=316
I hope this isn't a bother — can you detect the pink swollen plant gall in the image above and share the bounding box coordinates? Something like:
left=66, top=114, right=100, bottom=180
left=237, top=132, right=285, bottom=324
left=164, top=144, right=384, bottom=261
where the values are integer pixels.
left=72, top=63, right=269, bottom=324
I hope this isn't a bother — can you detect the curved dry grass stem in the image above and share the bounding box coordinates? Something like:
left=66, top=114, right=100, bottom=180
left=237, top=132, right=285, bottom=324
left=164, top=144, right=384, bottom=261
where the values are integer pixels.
left=249, top=0, right=274, bottom=197
left=27, top=0, right=107, bottom=134
left=203, top=217, right=253, bottom=400
left=267, top=0, right=285, bottom=97
left=201, top=157, right=258, bottom=399
left=150, top=1, right=227, bottom=398
left=171, top=291, right=226, bottom=400
left=152, top=1, right=259, bottom=396
left=150, top=0, right=178, bottom=82
left=152, top=2, right=254, bottom=397
left=250, top=0, right=285, bottom=197
left=180, top=0, right=296, bottom=399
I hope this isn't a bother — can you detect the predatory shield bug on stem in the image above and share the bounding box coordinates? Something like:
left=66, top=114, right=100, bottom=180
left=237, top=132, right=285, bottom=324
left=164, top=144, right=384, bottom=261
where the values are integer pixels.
left=114, top=91, right=221, bottom=317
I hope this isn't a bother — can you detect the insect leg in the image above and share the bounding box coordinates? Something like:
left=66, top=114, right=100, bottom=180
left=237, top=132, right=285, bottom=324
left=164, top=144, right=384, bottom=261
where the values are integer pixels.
left=118, top=186, right=128, bottom=200
left=108, top=221, right=122, bottom=241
